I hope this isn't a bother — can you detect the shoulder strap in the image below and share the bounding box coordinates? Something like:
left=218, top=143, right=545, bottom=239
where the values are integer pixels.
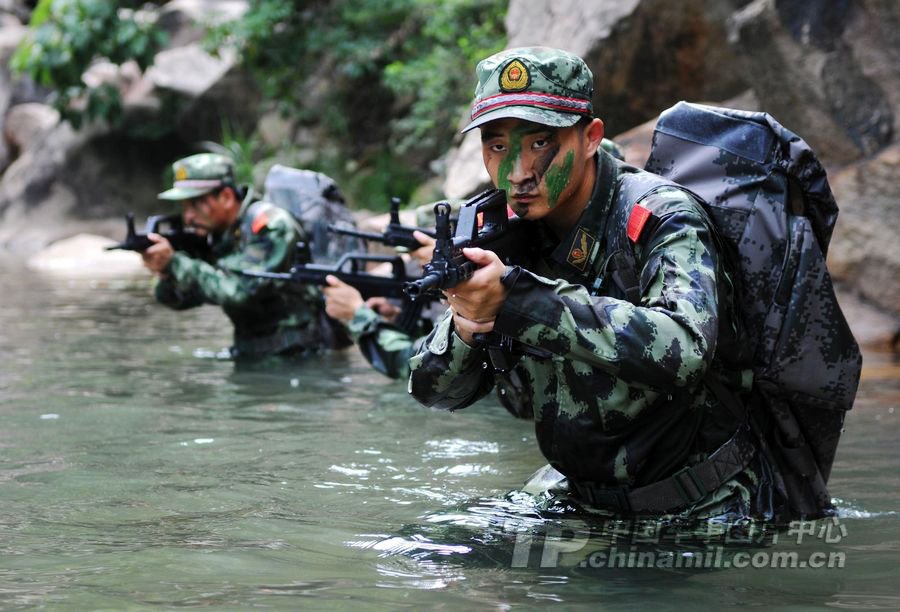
left=598, top=178, right=670, bottom=304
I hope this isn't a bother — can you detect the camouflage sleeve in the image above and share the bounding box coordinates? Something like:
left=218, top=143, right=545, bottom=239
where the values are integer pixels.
left=346, top=304, right=423, bottom=379
left=407, top=309, right=496, bottom=409
left=154, top=274, right=205, bottom=310
left=164, top=206, right=298, bottom=308
left=494, top=202, right=720, bottom=393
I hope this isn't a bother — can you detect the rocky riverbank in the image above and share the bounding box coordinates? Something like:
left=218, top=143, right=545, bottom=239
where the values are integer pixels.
left=0, top=0, right=897, bottom=342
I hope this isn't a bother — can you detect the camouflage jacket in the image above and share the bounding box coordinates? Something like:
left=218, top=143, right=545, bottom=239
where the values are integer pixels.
left=155, top=194, right=325, bottom=359
left=346, top=304, right=426, bottom=379
left=409, top=151, right=754, bottom=511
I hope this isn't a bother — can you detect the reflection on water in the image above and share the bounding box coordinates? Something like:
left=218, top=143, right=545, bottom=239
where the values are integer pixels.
left=0, top=257, right=899, bottom=609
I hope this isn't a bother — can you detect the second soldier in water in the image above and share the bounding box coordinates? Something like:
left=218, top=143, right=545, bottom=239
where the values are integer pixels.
left=141, top=153, right=333, bottom=364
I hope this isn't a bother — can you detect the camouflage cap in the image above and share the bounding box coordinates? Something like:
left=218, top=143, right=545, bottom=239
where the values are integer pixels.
left=158, top=153, right=235, bottom=201
left=463, top=47, right=594, bottom=133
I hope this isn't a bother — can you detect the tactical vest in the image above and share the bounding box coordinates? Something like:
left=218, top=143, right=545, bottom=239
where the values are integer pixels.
left=542, top=153, right=761, bottom=517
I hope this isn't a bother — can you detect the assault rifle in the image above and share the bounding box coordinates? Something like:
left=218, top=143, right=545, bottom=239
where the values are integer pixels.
left=404, top=189, right=535, bottom=299
left=106, top=212, right=210, bottom=259
left=328, top=196, right=435, bottom=251
left=240, top=253, right=436, bottom=334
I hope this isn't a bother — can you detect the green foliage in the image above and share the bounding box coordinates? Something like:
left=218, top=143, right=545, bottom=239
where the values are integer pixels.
left=10, top=0, right=507, bottom=209
left=11, top=0, right=166, bottom=129
left=382, top=1, right=506, bottom=155
left=209, top=0, right=507, bottom=209
left=198, top=123, right=267, bottom=188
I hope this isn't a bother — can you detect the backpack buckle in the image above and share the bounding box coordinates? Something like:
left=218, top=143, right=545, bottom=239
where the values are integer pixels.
left=671, top=466, right=707, bottom=506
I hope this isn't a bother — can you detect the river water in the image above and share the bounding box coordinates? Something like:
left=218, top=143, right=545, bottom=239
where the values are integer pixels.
left=1, top=257, right=898, bottom=609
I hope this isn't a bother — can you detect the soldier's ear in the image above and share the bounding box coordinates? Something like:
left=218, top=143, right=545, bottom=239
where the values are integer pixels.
left=220, top=186, right=240, bottom=205
left=584, top=118, right=605, bottom=156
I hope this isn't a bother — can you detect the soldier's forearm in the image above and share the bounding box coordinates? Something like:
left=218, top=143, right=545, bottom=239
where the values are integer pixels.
left=408, top=314, right=493, bottom=409
left=493, top=267, right=715, bottom=391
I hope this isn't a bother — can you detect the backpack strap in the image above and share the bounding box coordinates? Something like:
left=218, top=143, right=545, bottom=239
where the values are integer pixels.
left=596, top=178, right=669, bottom=304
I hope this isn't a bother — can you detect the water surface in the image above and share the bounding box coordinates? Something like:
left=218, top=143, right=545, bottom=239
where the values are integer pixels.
left=1, top=258, right=898, bottom=609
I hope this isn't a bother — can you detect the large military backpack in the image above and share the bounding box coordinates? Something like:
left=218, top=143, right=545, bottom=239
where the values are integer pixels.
left=642, top=102, right=863, bottom=517
left=263, top=164, right=364, bottom=263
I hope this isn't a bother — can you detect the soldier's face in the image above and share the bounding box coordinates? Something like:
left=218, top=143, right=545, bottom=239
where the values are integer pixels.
left=480, top=117, right=601, bottom=222
left=182, top=190, right=229, bottom=233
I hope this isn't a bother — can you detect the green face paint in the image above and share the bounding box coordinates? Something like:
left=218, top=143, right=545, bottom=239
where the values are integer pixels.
left=495, top=127, right=526, bottom=194
left=544, top=149, right=574, bottom=208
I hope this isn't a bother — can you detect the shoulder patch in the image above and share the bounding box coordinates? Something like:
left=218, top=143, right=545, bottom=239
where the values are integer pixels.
left=626, top=204, right=653, bottom=243
left=251, top=212, right=270, bottom=234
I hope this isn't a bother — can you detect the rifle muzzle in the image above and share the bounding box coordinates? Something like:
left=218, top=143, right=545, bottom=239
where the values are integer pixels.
left=403, top=273, right=442, bottom=299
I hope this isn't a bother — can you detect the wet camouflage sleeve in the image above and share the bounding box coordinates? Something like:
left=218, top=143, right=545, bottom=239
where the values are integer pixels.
left=347, top=304, right=425, bottom=380
left=409, top=191, right=721, bottom=418
left=155, top=203, right=301, bottom=309
left=154, top=275, right=205, bottom=310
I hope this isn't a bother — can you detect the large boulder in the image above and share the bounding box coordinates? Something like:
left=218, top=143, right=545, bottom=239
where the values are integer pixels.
left=0, top=102, right=177, bottom=254
left=827, top=144, right=900, bottom=316
left=444, top=0, right=751, bottom=199
left=4, top=102, right=60, bottom=154
left=157, top=0, right=249, bottom=50
left=0, top=1, right=30, bottom=22
left=0, top=0, right=261, bottom=255
left=164, top=46, right=261, bottom=145
left=441, top=130, right=491, bottom=200
left=506, top=0, right=749, bottom=135
left=0, top=15, right=27, bottom=173
left=727, top=0, right=896, bottom=165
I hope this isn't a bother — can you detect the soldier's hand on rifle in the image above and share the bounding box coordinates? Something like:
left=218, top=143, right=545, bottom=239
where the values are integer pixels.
left=410, top=230, right=436, bottom=264
left=323, top=275, right=365, bottom=323
left=445, top=247, right=508, bottom=345
left=365, top=297, right=401, bottom=323
left=141, top=233, right=174, bottom=276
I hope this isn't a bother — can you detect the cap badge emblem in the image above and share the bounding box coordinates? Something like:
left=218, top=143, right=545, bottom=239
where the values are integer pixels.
left=500, top=59, right=530, bottom=92
left=175, top=165, right=188, bottom=181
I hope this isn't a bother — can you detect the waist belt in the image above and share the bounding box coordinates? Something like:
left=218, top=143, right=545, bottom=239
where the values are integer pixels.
left=232, top=326, right=318, bottom=359
left=571, top=425, right=756, bottom=514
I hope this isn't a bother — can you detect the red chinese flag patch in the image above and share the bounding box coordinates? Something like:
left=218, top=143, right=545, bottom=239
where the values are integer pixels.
left=251, top=212, right=269, bottom=234
left=627, top=205, right=652, bottom=243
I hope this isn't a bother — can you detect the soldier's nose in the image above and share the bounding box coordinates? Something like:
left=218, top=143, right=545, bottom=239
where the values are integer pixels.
left=506, top=155, right=532, bottom=185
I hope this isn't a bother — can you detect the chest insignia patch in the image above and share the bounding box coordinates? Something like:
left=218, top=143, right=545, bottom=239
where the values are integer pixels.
left=566, top=227, right=595, bottom=271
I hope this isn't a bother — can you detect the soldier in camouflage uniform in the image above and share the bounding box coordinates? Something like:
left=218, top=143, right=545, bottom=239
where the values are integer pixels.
left=141, top=153, right=328, bottom=362
left=408, top=48, right=776, bottom=520
left=319, top=142, right=622, bottom=384
left=321, top=231, right=435, bottom=380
